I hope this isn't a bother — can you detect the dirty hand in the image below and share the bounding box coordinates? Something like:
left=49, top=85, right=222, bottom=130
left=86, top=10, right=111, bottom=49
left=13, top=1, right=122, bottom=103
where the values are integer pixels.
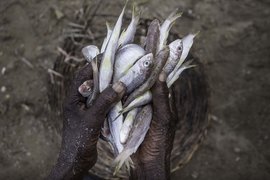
left=48, top=64, right=125, bottom=180
left=131, top=72, right=176, bottom=180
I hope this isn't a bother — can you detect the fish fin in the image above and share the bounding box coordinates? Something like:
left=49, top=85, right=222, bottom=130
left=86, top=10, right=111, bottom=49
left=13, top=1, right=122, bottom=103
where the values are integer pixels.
left=106, top=21, right=112, bottom=32
left=132, top=3, right=141, bottom=21
left=167, top=62, right=196, bottom=88
left=167, top=9, right=183, bottom=22
left=113, top=148, right=134, bottom=175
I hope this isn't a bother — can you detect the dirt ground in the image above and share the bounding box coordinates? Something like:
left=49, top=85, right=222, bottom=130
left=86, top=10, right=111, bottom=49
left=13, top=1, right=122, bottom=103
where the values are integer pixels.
left=0, top=0, right=270, bottom=179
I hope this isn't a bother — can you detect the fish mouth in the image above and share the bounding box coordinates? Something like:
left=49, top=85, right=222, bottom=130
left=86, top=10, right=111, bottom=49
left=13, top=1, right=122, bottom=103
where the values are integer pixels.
left=79, top=84, right=90, bottom=93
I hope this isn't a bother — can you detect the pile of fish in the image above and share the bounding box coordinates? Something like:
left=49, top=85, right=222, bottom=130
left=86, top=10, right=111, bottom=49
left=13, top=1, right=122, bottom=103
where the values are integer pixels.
left=78, top=1, right=196, bottom=173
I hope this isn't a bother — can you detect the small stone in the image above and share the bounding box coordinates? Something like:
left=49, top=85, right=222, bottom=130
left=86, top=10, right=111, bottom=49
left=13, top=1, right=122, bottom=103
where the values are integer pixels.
left=234, top=147, right=241, bottom=153
left=235, top=156, right=240, bottom=162
left=1, top=67, right=6, bottom=75
left=1, top=86, right=6, bottom=92
left=21, top=104, right=30, bottom=111
left=26, top=152, right=31, bottom=156
left=191, top=171, right=199, bottom=179
left=0, top=51, right=3, bottom=56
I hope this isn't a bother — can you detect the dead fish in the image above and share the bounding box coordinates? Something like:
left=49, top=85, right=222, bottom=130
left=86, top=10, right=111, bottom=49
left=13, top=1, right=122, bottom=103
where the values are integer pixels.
left=101, top=22, right=113, bottom=53
left=119, top=108, right=139, bottom=144
left=78, top=80, right=94, bottom=97
left=167, top=60, right=196, bottom=88
left=113, top=44, right=145, bottom=82
left=167, top=33, right=197, bottom=82
left=81, top=45, right=100, bottom=63
left=145, top=19, right=160, bottom=56
left=119, top=53, right=153, bottom=94
left=81, top=46, right=100, bottom=107
left=163, top=39, right=183, bottom=75
left=118, top=5, right=140, bottom=47
left=120, top=91, right=152, bottom=114
left=123, top=47, right=169, bottom=108
left=114, top=105, right=153, bottom=173
left=108, top=102, right=124, bottom=154
left=99, top=2, right=127, bottom=92
left=158, top=9, right=182, bottom=51
left=100, top=118, right=120, bottom=156
left=86, top=60, right=99, bottom=107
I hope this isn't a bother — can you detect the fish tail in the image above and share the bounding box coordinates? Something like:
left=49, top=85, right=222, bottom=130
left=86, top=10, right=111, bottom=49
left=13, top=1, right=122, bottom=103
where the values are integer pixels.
left=113, top=148, right=134, bottom=175
left=167, top=9, right=183, bottom=22
left=167, top=61, right=196, bottom=88
left=132, top=3, right=141, bottom=22
left=105, top=21, right=112, bottom=32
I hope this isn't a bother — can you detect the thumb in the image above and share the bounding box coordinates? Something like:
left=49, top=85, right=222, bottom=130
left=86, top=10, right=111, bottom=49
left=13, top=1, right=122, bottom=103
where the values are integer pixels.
left=90, top=81, right=126, bottom=116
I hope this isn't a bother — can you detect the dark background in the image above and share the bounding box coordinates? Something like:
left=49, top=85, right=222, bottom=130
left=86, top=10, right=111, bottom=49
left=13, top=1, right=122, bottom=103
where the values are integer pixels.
left=0, top=0, right=269, bottom=179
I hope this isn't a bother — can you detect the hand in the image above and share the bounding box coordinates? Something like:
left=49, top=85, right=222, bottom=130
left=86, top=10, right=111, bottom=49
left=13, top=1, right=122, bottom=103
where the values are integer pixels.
left=131, top=72, right=177, bottom=180
left=48, top=64, right=125, bottom=180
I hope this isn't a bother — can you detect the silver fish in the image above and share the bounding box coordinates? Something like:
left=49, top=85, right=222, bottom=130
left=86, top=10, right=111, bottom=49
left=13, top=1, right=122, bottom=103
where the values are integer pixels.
left=163, top=39, right=183, bottom=75
left=119, top=108, right=139, bottom=144
left=101, top=22, right=113, bottom=53
left=113, top=44, right=145, bottom=83
left=120, top=91, right=152, bottom=114
left=123, top=47, right=169, bottom=108
left=81, top=47, right=100, bottom=107
left=167, top=60, right=196, bottom=88
left=81, top=45, right=100, bottom=63
left=158, top=9, right=182, bottom=51
left=86, top=60, right=99, bottom=107
left=114, top=105, right=153, bottom=173
left=78, top=80, right=94, bottom=97
left=119, top=53, right=153, bottom=94
left=99, top=2, right=127, bottom=92
left=167, top=33, right=197, bottom=82
left=118, top=5, right=140, bottom=47
left=108, top=102, right=124, bottom=154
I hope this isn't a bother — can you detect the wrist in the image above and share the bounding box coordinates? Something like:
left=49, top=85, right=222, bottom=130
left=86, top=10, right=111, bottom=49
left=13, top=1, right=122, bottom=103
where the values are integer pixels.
left=48, top=130, right=100, bottom=180
left=131, top=155, right=170, bottom=180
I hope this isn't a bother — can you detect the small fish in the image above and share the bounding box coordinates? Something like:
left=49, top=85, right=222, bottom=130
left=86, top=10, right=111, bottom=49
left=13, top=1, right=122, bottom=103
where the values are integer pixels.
left=158, top=9, right=182, bottom=51
left=86, top=60, right=99, bottom=107
left=81, top=46, right=100, bottom=107
left=78, top=80, right=94, bottom=97
left=145, top=19, right=160, bottom=56
left=119, top=53, right=153, bottom=94
left=118, top=5, right=140, bottom=47
left=101, top=22, right=113, bottom=53
left=113, top=44, right=145, bottom=82
left=99, top=2, right=127, bottom=92
left=167, top=60, right=196, bottom=88
left=100, top=118, right=120, bottom=156
left=114, top=105, right=153, bottom=173
left=120, top=91, right=152, bottom=114
left=123, top=47, right=169, bottom=108
left=108, top=102, right=124, bottom=154
left=163, top=39, right=183, bottom=75
left=119, top=108, right=139, bottom=144
left=167, top=33, right=197, bottom=82
left=81, top=45, right=100, bottom=63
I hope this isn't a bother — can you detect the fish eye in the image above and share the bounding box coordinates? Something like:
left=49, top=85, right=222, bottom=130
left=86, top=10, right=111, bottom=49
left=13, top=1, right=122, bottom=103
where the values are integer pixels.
left=143, top=60, right=150, bottom=67
left=178, top=46, right=182, bottom=51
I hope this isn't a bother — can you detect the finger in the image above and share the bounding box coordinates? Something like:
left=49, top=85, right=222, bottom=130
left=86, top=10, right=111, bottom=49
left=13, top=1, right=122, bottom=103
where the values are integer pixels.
left=66, top=63, right=93, bottom=106
left=151, top=72, right=172, bottom=125
left=90, top=82, right=126, bottom=116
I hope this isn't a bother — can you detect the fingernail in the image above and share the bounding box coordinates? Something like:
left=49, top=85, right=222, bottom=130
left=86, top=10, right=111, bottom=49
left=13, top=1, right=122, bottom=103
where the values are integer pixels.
left=159, top=71, right=167, bottom=82
left=112, top=81, right=125, bottom=93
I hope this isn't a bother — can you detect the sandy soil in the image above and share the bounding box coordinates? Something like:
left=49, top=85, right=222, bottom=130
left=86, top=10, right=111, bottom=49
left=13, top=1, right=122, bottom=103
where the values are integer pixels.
left=0, top=0, right=270, bottom=179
